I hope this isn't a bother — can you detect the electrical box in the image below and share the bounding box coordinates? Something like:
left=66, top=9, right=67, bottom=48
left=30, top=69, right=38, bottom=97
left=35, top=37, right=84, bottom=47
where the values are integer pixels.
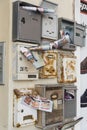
left=13, top=88, right=37, bottom=127
left=39, top=50, right=57, bottom=78
left=12, top=1, right=41, bottom=43
left=0, top=42, right=5, bottom=84
left=12, top=43, right=38, bottom=80
left=40, top=0, right=58, bottom=40
left=75, top=23, right=86, bottom=47
left=57, top=50, right=77, bottom=83
left=35, top=84, right=77, bottom=129
left=58, top=18, right=76, bottom=51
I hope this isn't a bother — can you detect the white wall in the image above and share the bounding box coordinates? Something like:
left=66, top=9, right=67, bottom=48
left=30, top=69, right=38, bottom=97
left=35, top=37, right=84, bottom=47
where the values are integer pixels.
left=75, top=0, right=87, bottom=130
left=80, top=46, right=87, bottom=130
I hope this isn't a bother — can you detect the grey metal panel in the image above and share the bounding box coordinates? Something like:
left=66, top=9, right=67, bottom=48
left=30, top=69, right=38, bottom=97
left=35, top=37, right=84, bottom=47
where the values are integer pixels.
left=75, top=23, right=86, bottom=47
left=41, top=14, right=58, bottom=40
left=35, top=84, right=77, bottom=129
left=40, top=0, right=58, bottom=12
left=58, top=17, right=76, bottom=51
left=40, top=0, right=58, bottom=40
left=12, top=1, right=41, bottom=43
left=35, top=84, right=63, bottom=129
left=0, top=42, right=5, bottom=84
left=64, top=86, right=77, bottom=119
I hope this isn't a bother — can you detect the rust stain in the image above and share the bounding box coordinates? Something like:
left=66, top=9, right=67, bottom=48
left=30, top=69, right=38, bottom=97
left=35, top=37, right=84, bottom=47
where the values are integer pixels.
left=39, top=50, right=57, bottom=78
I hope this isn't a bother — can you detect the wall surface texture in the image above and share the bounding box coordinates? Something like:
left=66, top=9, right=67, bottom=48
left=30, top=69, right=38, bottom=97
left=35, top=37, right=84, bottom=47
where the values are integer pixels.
left=75, top=0, right=87, bottom=130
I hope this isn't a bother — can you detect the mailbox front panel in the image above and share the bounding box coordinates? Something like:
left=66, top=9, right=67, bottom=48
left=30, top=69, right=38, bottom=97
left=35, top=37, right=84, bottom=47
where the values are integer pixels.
left=57, top=50, right=77, bottom=83
left=35, top=84, right=63, bottom=128
left=42, top=14, right=58, bottom=40
left=58, top=18, right=76, bottom=51
left=12, top=1, right=41, bottom=43
left=75, top=23, right=86, bottom=47
left=39, top=50, right=57, bottom=78
left=13, top=88, right=37, bottom=127
left=12, top=43, right=38, bottom=80
left=64, top=86, right=77, bottom=119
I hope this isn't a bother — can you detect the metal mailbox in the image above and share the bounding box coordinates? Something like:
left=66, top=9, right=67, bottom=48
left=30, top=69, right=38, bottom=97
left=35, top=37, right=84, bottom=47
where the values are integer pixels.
left=57, top=50, right=77, bottom=83
left=40, top=0, right=58, bottom=40
left=12, top=1, right=41, bottom=43
left=75, top=23, right=86, bottom=47
left=35, top=84, right=77, bottom=129
left=13, top=88, right=37, bottom=127
left=35, top=84, right=63, bottom=129
left=58, top=18, right=76, bottom=51
left=64, top=86, right=77, bottom=120
left=39, top=50, right=57, bottom=79
left=12, top=43, right=38, bottom=80
left=41, top=14, right=58, bottom=40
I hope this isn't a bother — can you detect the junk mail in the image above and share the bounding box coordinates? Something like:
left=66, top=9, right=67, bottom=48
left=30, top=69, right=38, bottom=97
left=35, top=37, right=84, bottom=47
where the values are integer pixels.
left=20, top=46, right=45, bottom=69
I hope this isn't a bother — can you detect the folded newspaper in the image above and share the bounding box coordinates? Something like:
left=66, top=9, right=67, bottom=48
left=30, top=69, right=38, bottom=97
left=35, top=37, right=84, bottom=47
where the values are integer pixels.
left=22, top=95, right=53, bottom=112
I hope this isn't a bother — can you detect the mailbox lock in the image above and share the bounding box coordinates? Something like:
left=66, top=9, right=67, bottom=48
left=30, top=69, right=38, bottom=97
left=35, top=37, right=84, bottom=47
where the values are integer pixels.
left=21, top=109, right=24, bottom=113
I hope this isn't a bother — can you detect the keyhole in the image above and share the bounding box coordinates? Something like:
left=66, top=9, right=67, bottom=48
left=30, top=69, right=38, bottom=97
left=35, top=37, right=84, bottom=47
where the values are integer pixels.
left=21, top=109, right=24, bottom=113
left=21, top=17, right=25, bottom=24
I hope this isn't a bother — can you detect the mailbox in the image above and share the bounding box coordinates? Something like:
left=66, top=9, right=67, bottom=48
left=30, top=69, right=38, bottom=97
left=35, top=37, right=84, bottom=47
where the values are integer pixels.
left=35, top=84, right=77, bottom=129
left=12, top=43, right=39, bottom=80
left=57, top=50, right=77, bottom=83
left=39, top=50, right=57, bottom=78
left=58, top=18, right=76, bottom=51
left=13, top=88, right=37, bottom=127
left=41, top=14, right=58, bottom=40
left=35, top=84, right=63, bottom=129
left=64, top=86, right=77, bottom=120
left=75, top=23, right=86, bottom=47
left=12, top=1, right=41, bottom=43
left=40, top=0, right=58, bottom=40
